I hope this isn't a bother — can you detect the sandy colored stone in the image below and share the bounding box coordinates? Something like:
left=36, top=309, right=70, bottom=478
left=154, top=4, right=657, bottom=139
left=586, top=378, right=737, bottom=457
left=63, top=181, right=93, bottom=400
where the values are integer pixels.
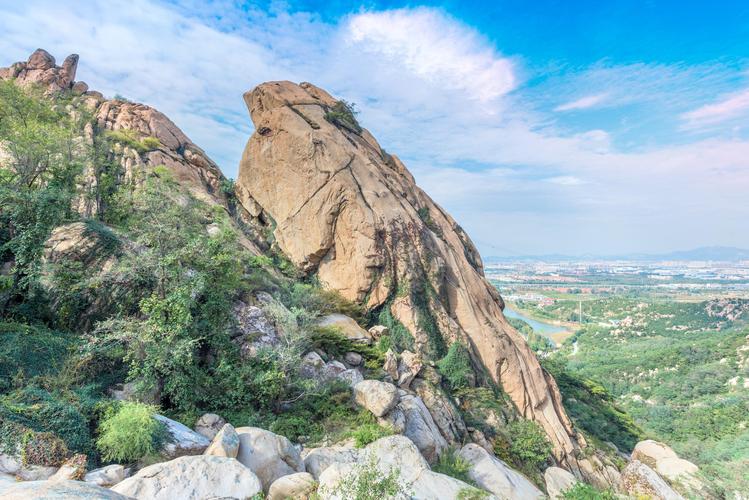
left=3, top=479, right=130, bottom=499
left=544, top=466, right=578, bottom=499
left=235, top=80, right=586, bottom=469
left=353, top=380, right=399, bottom=417
left=458, top=444, right=543, bottom=500
left=235, top=426, right=305, bottom=492
left=268, top=471, right=317, bottom=500
left=621, top=460, right=684, bottom=500
left=203, top=423, right=240, bottom=458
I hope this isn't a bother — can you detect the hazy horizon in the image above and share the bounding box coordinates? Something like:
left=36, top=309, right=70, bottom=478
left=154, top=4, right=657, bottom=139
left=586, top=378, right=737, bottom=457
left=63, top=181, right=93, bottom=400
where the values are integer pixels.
left=2, top=0, right=748, bottom=256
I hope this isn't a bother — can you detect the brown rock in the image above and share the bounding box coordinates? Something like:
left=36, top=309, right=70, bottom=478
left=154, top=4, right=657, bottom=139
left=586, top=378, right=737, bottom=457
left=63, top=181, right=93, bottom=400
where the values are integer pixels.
left=235, top=81, right=585, bottom=467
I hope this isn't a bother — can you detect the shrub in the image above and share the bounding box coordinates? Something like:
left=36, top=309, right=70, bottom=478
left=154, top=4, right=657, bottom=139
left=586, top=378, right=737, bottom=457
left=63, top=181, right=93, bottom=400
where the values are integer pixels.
left=324, top=100, right=362, bottom=134
left=21, top=430, right=69, bottom=466
left=432, top=447, right=474, bottom=484
left=437, top=343, right=474, bottom=391
left=561, top=482, right=617, bottom=500
left=321, top=457, right=408, bottom=500
left=457, top=487, right=490, bottom=500
left=351, top=423, right=393, bottom=448
left=0, top=321, right=73, bottom=391
left=506, top=419, right=552, bottom=468
left=96, top=402, right=166, bottom=463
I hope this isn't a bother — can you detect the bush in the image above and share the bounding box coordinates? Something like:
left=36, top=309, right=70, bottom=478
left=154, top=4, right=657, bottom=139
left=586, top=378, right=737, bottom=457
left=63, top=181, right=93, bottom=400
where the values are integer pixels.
left=561, top=482, right=617, bottom=500
left=437, top=343, right=474, bottom=391
left=432, top=447, right=474, bottom=484
left=351, top=423, right=393, bottom=448
left=21, top=430, right=69, bottom=466
left=324, top=100, right=362, bottom=134
left=321, top=457, right=408, bottom=500
left=96, top=402, right=166, bottom=463
left=0, top=321, right=73, bottom=391
left=506, top=419, right=552, bottom=468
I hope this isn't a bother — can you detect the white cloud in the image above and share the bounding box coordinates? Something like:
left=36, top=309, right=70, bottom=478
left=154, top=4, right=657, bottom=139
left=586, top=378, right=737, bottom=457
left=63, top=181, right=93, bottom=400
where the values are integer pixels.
left=554, top=93, right=608, bottom=111
left=545, top=176, right=585, bottom=185
left=680, top=89, right=749, bottom=128
left=345, top=9, right=516, bottom=102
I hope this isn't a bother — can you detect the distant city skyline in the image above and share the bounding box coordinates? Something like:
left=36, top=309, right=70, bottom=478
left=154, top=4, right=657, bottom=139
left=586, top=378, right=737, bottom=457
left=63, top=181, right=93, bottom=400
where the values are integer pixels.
left=2, top=1, right=748, bottom=255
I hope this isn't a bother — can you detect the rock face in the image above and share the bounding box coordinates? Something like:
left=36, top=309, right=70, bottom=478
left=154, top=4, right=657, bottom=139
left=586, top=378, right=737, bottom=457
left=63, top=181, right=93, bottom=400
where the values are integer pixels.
left=458, top=444, right=543, bottom=500
left=235, top=426, right=305, bottom=492
left=0, top=49, right=80, bottom=93
left=111, top=455, right=262, bottom=500
left=2, top=479, right=131, bottom=500
left=235, top=80, right=583, bottom=466
left=620, top=460, right=684, bottom=500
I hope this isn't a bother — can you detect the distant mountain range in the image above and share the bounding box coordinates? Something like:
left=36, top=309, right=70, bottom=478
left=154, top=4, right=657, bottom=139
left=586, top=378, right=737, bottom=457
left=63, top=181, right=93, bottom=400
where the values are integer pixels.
left=485, top=246, right=749, bottom=263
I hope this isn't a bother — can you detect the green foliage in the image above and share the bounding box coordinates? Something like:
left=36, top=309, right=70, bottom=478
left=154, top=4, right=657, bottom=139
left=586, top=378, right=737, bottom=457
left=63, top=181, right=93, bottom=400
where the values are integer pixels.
left=432, top=447, right=474, bottom=485
left=457, top=488, right=490, bottom=500
left=437, top=343, right=474, bottom=391
left=416, top=207, right=443, bottom=236
left=505, top=419, right=552, bottom=469
left=351, top=423, right=394, bottom=448
left=376, top=306, right=414, bottom=352
left=105, top=129, right=161, bottom=154
left=96, top=402, right=166, bottom=463
left=560, top=483, right=617, bottom=500
left=0, top=321, right=73, bottom=391
left=324, top=100, right=362, bottom=133
left=21, top=429, right=69, bottom=466
left=321, top=457, right=408, bottom=500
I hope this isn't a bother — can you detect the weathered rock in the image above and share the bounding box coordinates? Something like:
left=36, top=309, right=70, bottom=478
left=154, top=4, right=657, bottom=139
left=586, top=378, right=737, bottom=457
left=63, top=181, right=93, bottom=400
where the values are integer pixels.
left=235, top=426, right=305, bottom=492
left=412, top=378, right=466, bottom=445
left=353, top=380, right=400, bottom=417
left=369, top=325, right=389, bottom=339
left=397, top=351, right=423, bottom=389
left=383, top=349, right=399, bottom=381
left=337, top=368, right=364, bottom=387
left=235, top=80, right=585, bottom=465
left=193, top=413, right=227, bottom=440
left=204, top=423, right=240, bottom=458
left=318, top=436, right=495, bottom=500
left=111, top=455, right=261, bottom=499
left=301, top=351, right=363, bottom=387
left=155, top=414, right=210, bottom=459
left=49, top=454, right=86, bottom=481
left=268, top=471, right=317, bottom=500
left=84, top=464, right=127, bottom=487
left=303, top=444, right=360, bottom=480
left=232, top=301, right=280, bottom=358
left=458, top=444, right=543, bottom=499
left=632, top=439, right=700, bottom=487
left=317, top=314, right=372, bottom=344
left=0, top=50, right=78, bottom=93
left=620, top=460, right=684, bottom=500
left=344, top=351, right=363, bottom=366
left=380, top=391, right=447, bottom=463
left=109, top=381, right=160, bottom=405
left=3, top=479, right=130, bottom=499
left=0, top=450, right=58, bottom=481
left=544, top=466, right=579, bottom=500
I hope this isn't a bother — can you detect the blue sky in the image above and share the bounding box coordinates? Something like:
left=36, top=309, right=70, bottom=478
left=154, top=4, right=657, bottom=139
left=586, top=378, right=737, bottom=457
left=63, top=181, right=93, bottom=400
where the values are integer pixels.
left=2, top=0, right=748, bottom=256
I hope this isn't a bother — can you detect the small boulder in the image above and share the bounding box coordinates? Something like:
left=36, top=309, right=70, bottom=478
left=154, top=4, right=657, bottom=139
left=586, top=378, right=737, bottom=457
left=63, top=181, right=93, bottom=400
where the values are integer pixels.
left=204, top=423, right=240, bottom=458
left=353, top=380, right=400, bottom=417
left=317, top=314, right=372, bottom=344
left=458, top=443, right=543, bottom=499
left=544, top=466, right=578, bottom=500
left=155, top=414, right=210, bottom=459
left=84, top=464, right=127, bottom=487
left=49, top=454, right=86, bottom=481
left=303, top=444, right=360, bottom=480
left=3, top=479, right=130, bottom=499
left=620, top=460, right=684, bottom=500
left=71, top=81, right=89, bottom=95
left=268, top=471, right=317, bottom=500
left=632, top=439, right=700, bottom=487
left=368, top=324, right=389, bottom=339
left=111, top=455, right=261, bottom=499
left=235, top=426, right=305, bottom=492
left=397, top=350, right=423, bottom=388
left=344, top=351, right=363, bottom=366
left=194, top=412, right=227, bottom=440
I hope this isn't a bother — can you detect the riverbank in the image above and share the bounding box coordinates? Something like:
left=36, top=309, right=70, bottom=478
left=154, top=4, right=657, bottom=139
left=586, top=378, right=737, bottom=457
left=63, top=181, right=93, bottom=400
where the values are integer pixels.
left=504, top=303, right=578, bottom=347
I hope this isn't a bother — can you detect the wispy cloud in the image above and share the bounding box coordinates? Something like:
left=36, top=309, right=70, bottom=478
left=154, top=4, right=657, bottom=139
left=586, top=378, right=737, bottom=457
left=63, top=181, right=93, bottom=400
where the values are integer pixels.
left=680, top=89, right=749, bottom=128
left=554, top=93, right=608, bottom=111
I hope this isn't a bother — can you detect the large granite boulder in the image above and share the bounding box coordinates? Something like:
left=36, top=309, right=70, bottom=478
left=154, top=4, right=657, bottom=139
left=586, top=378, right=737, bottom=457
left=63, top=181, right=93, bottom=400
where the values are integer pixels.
left=155, top=414, right=210, bottom=459
left=632, top=439, right=701, bottom=488
left=303, top=444, right=360, bottom=480
left=112, top=455, right=261, bottom=499
left=235, top=426, right=305, bottom=492
left=235, top=79, right=585, bottom=469
left=620, top=460, right=684, bottom=500
left=84, top=464, right=128, bottom=487
left=268, top=471, right=317, bottom=500
left=203, top=423, right=240, bottom=458
left=3, top=479, right=130, bottom=499
left=458, top=444, right=543, bottom=499
left=544, top=466, right=579, bottom=500
left=379, top=391, right=447, bottom=463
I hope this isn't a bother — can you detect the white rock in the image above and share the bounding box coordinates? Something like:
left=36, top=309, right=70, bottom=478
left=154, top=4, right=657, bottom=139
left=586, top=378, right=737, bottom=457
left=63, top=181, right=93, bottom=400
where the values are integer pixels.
left=235, top=426, right=305, bottom=492
left=458, top=444, right=543, bottom=499
left=155, top=414, right=210, bottom=458
left=111, top=455, right=261, bottom=500
left=353, top=380, right=400, bottom=417
left=193, top=412, right=226, bottom=440
left=621, top=460, right=684, bottom=500
left=84, top=464, right=127, bottom=487
left=544, top=466, right=578, bottom=500
left=3, top=479, right=130, bottom=499
left=268, top=471, right=317, bottom=500
left=204, top=423, right=240, bottom=458
left=303, top=445, right=360, bottom=479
